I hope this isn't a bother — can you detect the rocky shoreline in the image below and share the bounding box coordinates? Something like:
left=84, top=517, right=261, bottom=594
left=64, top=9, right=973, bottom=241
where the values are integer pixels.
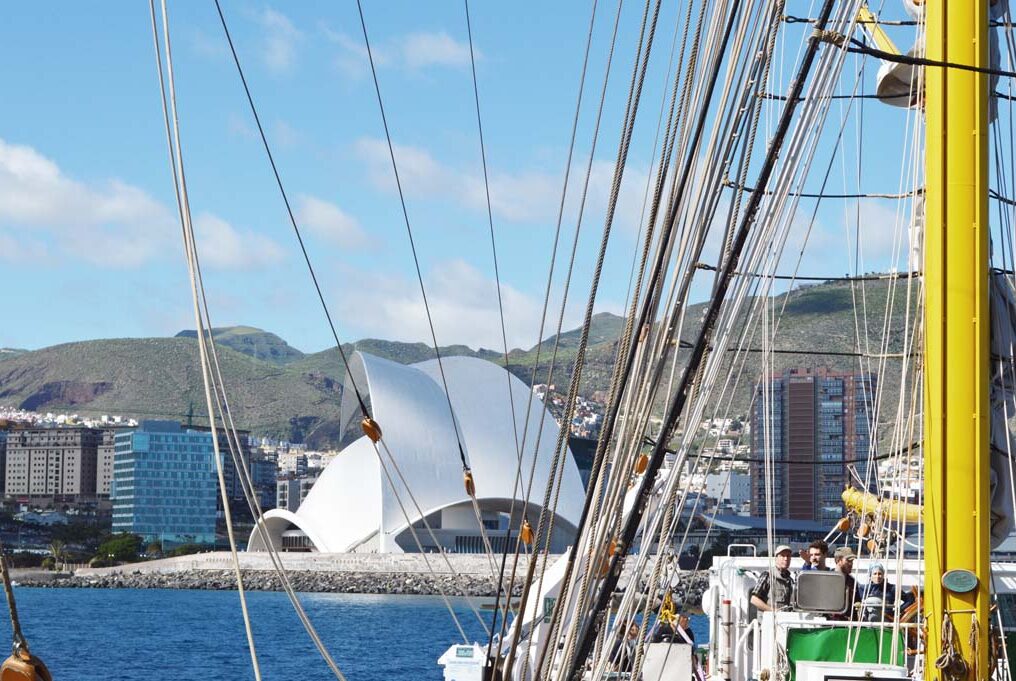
left=16, top=569, right=709, bottom=604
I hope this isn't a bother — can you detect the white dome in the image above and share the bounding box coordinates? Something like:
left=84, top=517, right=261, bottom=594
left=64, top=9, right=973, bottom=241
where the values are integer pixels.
left=249, top=351, right=587, bottom=553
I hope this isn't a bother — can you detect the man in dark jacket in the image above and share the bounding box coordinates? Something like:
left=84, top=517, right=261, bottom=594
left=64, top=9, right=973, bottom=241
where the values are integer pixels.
left=750, top=545, right=794, bottom=612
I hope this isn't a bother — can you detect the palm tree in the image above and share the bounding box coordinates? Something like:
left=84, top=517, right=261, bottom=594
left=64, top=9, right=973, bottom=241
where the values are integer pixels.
left=48, top=539, right=66, bottom=572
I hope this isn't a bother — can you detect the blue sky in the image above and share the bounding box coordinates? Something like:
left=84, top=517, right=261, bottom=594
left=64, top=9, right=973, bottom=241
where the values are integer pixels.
left=0, top=3, right=924, bottom=354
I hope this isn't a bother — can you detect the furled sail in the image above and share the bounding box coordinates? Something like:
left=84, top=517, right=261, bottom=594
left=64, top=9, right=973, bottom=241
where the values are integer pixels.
left=990, top=273, right=1016, bottom=546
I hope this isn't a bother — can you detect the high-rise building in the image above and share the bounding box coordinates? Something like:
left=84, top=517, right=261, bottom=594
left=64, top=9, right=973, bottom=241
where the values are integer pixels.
left=112, top=421, right=218, bottom=545
left=96, top=427, right=124, bottom=498
left=4, top=427, right=99, bottom=502
left=750, top=368, right=875, bottom=524
left=276, top=477, right=301, bottom=512
left=0, top=432, right=6, bottom=493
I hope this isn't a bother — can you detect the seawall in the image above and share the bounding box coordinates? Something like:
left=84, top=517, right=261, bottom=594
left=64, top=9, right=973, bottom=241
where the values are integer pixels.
left=13, top=552, right=708, bottom=603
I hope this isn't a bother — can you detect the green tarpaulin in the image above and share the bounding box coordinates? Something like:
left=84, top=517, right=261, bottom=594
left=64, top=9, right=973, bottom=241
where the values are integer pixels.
left=785, top=627, right=904, bottom=680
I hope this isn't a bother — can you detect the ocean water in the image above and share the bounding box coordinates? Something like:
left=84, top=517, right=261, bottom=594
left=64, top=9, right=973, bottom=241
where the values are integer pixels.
left=0, top=588, right=709, bottom=680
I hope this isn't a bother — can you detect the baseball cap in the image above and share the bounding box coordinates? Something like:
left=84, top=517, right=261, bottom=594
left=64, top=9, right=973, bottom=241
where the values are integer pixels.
left=775, top=544, right=792, bottom=556
left=833, top=546, right=856, bottom=560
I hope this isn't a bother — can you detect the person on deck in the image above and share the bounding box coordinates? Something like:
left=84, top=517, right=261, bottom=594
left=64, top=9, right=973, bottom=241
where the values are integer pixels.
left=750, top=545, right=794, bottom=612
left=676, top=613, right=706, bottom=681
left=860, top=563, right=915, bottom=609
left=801, top=539, right=830, bottom=571
left=610, top=622, right=640, bottom=674
left=832, top=546, right=860, bottom=618
left=675, top=613, right=695, bottom=646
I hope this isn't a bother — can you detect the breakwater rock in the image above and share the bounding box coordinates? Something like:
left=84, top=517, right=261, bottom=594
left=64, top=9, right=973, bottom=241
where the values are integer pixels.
left=16, top=567, right=709, bottom=601
left=18, top=569, right=510, bottom=596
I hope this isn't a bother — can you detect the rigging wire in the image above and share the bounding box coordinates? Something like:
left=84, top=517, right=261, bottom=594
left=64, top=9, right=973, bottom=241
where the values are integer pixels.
left=213, top=0, right=487, bottom=648
left=210, top=0, right=369, bottom=418
left=354, top=0, right=474, bottom=474
left=487, top=0, right=605, bottom=665
left=566, top=0, right=841, bottom=673
left=461, top=0, right=529, bottom=646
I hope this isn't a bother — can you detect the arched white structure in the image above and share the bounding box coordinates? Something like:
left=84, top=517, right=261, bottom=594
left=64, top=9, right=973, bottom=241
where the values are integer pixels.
left=248, top=351, right=587, bottom=553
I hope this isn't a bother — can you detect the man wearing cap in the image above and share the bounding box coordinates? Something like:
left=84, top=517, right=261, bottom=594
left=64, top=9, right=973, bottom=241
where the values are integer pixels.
left=750, top=545, right=794, bottom=612
left=833, top=546, right=861, bottom=617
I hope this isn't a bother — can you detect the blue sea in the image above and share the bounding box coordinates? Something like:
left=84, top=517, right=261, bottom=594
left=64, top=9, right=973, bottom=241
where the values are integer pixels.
left=0, top=588, right=709, bottom=680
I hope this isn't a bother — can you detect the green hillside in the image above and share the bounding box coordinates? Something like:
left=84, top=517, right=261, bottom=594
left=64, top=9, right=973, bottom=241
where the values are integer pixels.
left=0, top=278, right=914, bottom=447
left=175, top=327, right=304, bottom=365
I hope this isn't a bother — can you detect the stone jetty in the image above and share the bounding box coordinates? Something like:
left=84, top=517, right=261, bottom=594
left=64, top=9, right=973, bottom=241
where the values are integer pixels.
left=11, top=552, right=709, bottom=603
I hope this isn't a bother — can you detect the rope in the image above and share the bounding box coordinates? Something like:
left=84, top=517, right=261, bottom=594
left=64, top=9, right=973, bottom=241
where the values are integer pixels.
left=934, top=614, right=968, bottom=681
left=836, top=38, right=1016, bottom=80
left=150, top=4, right=262, bottom=679
left=0, top=540, right=27, bottom=656
left=502, top=0, right=627, bottom=673
left=724, top=179, right=919, bottom=200
left=489, top=0, right=603, bottom=665
left=567, top=0, right=842, bottom=673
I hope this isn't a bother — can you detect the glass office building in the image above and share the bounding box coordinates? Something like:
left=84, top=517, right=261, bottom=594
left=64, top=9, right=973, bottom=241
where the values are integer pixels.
left=111, top=421, right=218, bottom=545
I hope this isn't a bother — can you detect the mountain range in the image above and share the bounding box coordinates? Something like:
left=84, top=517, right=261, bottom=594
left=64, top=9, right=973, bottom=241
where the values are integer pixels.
left=0, top=278, right=909, bottom=447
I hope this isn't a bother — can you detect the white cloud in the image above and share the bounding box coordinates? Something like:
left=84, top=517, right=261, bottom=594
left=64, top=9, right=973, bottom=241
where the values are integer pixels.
left=402, top=31, right=472, bottom=69
left=272, top=120, right=301, bottom=148
left=227, top=113, right=256, bottom=140
left=257, top=8, right=300, bottom=73
left=0, top=138, right=283, bottom=270
left=320, top=24, right=392, bottom=78
left=193, top=213, right=285, bottom=270
left=337, top=259, right=547, bottom=350
left=295, top=195, right=369, bottom=249
left=0, top=139, right=168, bottom=266
left=354, top=137, right=651, bottom=229
left=322, top=26, right=471, bottom=76
left=189, top=28, right=226, bottom=59
left=0, top=231, right=47, bottom=263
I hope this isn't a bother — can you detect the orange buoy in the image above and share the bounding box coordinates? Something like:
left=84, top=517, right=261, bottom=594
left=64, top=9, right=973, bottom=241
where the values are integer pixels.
left=464, top=469, right=476, bottom=497
left=634, top=453, right=649, bottom=475
left=361, top=417, right=383, bottom=443
left=519, top=519, right=534, bottom=545
left=1, top=650, right=51, bottom=681
left=858, top=521, right=871, bottom=538
left=866, top=538, right=877, bottom=553
left=836, top=517, right=851, bottom=532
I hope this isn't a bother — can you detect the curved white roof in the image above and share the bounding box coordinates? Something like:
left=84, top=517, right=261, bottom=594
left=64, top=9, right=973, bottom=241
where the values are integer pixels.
left=249, top=351, right=586, bottom=553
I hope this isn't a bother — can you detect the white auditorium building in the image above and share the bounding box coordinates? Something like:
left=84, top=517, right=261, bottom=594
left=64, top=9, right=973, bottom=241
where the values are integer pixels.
left=247, top=351, right=586, bottom=554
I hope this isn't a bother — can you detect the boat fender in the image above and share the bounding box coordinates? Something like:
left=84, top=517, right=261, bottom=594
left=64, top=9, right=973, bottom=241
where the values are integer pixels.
left=360, top=417, right=383, bottom=443
left=463, top=470, right=476, bottom=498
left=597, top=539, right=619, bottom=578
left=836, top=517, right=851, bottom=532
left=634, top=453, right=649, bottom=475
left=519, top=519, right=534, bottom=545
left=0, top=650, right=51, bottom=681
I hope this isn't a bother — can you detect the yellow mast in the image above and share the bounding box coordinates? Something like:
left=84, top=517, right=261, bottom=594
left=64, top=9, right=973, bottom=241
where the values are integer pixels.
left=924, top=0, right=991, bottom=678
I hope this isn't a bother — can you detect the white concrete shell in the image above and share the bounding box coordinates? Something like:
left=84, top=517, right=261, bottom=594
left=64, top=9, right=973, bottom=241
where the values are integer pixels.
left=248, top=351, right=586, bottom=553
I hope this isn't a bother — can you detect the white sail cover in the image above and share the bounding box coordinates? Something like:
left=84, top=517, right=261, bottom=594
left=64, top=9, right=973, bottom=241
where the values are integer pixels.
left=876, top=0, right=1007, bottom=120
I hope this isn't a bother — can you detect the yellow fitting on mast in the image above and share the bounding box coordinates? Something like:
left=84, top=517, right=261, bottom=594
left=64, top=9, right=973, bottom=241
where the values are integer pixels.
left=856, top=4, right=901, bottom=55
